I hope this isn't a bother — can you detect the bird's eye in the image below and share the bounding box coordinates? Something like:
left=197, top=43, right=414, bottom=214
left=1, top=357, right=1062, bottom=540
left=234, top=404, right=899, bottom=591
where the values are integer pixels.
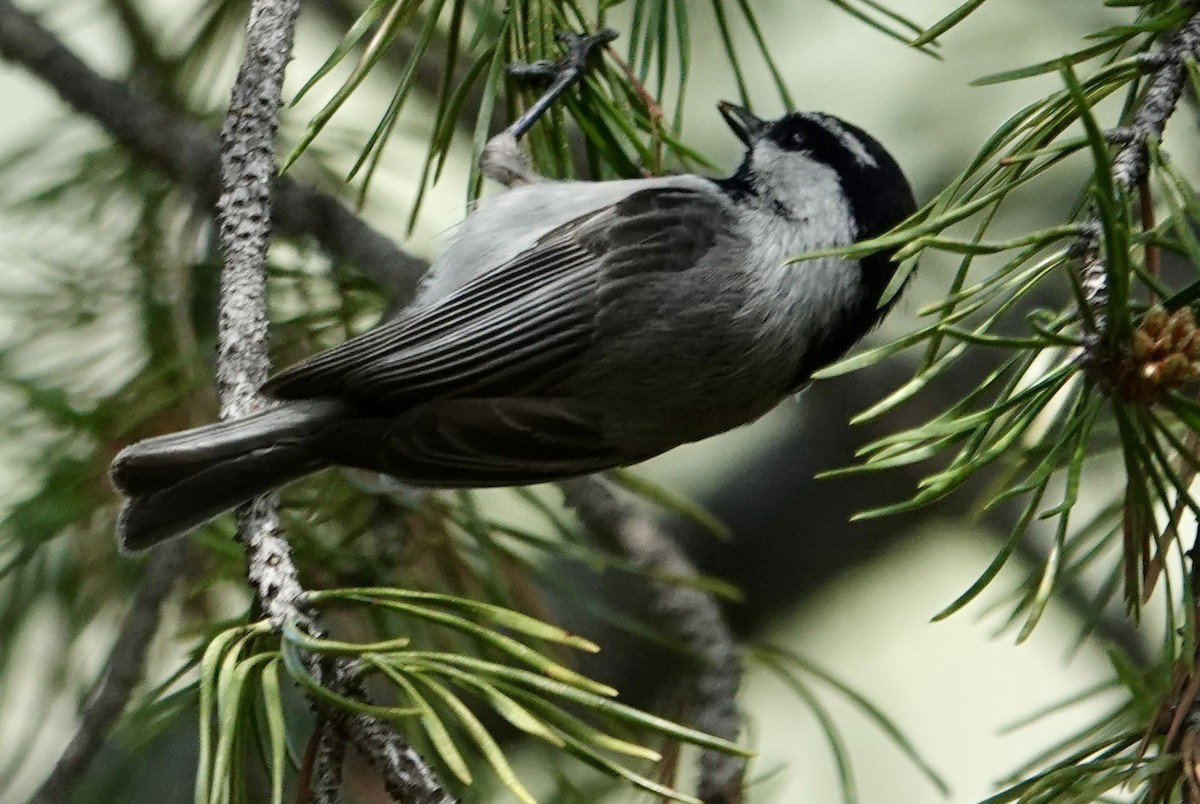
left=773, top=126, right=806, bottom=150
left=768, top=120, right=809, bottom=151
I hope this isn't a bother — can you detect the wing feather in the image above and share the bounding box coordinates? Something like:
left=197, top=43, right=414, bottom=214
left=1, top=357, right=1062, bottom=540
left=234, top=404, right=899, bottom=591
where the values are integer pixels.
left=263, top=185, right=739, bottom=466
left=264, top=229, right=598, bottom=405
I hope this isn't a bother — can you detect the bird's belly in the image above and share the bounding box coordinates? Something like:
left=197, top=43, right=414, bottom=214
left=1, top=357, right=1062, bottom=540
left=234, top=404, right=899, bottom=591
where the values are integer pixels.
left=592, top=363, right=787, bottom=456
left=567, top=309, right=796, bottom=456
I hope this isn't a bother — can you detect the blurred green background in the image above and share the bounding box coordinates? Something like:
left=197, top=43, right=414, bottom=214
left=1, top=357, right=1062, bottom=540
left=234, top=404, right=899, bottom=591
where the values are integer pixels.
left=0, top=0, right=1190, bottom=801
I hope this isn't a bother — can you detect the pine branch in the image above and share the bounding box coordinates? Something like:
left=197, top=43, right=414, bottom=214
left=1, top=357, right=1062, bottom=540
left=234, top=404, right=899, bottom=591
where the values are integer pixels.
left=214, top=3, right=451, bottom=801
left=560, top=477, right=744, bottom=803
left=312, top=720, right=346, bottom=804
left=216, top=0, right=305, bottom=621
left=1078, top=8, right=1200, bottom=341
left=338, top=709, right=454, bottom=804
left=28, top=540, right=189, bottom=804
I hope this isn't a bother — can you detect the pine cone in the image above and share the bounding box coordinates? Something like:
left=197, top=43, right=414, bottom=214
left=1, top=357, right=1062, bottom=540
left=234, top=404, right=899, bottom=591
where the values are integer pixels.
left=1114, top=306, right=1200, bottom=403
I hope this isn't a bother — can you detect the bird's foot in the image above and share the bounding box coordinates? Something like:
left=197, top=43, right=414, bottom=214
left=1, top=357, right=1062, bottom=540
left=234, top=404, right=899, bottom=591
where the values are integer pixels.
left=503, top=28, right=618, bottom=142
left=506, top=28, right=618, bottom=86
left=481, top=28, right=617, bottom=187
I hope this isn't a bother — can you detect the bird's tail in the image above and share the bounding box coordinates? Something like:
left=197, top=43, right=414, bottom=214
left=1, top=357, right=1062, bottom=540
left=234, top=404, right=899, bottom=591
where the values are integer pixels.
left=110, top=399, right=348, bottom=552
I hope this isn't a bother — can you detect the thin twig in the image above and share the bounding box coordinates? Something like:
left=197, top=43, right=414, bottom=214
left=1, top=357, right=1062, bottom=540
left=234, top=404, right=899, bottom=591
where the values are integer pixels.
left=29, top=539, right=189, bottom=803
left=1138, top=177, right=1161, bottom=287
left=1172, top=523, right=1200, bottom=795
left=560, top=477, right=744, bottom=803
left=603, top=44, right=664, bottom=174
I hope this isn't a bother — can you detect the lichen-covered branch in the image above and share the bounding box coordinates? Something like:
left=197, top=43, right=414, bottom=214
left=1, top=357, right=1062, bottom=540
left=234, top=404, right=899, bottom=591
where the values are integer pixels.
left=560, top=477, right=744, bottom=803
left=1077, top=10, right=1200, bottom=332
left=214, top=2, right=451, bottom=801
left=312, top=720, right=347, bottom=804
left=339, top=710, right=455, bottom=804
left=215, top=0, right=306, bottom=627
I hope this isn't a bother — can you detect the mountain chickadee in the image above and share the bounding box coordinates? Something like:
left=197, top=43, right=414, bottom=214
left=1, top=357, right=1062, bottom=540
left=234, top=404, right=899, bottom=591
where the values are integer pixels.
left=111, top=46, right=916, bottom=551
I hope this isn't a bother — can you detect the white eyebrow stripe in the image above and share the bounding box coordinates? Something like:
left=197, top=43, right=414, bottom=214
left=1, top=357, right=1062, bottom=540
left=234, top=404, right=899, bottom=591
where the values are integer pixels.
left=813, top=115, right=879, bottom=169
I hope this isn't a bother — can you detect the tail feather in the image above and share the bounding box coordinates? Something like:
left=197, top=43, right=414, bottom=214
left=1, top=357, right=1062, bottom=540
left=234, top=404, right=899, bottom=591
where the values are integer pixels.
left=111, top=399, right=347, bottom=552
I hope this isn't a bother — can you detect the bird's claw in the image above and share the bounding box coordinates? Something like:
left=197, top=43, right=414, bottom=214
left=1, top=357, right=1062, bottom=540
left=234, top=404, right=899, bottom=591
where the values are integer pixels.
left=501, top=28, right=619, bottom=142
left=558, top=27, right=619, bottom=64
left=505, top=28, right=618, bottom=85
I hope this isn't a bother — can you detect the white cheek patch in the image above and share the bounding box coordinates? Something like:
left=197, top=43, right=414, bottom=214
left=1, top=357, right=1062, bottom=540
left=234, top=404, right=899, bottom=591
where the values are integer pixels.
left=749, top=144, right=856, bottom=236
left=811, top=114, right=878, bottom=169
left=732, top=146, right=861, bottom=356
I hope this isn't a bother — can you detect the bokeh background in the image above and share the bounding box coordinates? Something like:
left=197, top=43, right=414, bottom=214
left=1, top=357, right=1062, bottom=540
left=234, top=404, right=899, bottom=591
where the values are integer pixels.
left=0, top=0, right=1190, bottom=801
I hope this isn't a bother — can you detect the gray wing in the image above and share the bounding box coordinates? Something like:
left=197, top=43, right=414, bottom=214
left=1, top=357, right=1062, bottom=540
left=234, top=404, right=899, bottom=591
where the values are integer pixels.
left=263, top=186, right=734, bottom=482
left=264, top=186, right=730, bottom=409
left=263, top=222, right=597, bottom=407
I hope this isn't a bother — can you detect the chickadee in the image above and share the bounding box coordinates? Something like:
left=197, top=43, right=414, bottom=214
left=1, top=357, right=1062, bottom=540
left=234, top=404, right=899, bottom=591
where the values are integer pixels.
left=111, top=102, right=916, bottom=551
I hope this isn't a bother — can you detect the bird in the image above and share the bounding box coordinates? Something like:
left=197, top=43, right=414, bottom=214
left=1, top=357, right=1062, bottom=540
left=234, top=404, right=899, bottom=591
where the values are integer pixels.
left=110, top=100, right=916, bottom=552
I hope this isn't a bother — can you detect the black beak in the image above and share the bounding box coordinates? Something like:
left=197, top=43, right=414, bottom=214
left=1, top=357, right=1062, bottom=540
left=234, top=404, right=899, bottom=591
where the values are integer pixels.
left=718, top=101, right=766, bottom=145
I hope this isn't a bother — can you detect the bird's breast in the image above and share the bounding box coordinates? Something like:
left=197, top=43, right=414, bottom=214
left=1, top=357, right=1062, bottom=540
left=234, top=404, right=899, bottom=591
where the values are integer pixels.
left=733, top=204, right=866, bottom=361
